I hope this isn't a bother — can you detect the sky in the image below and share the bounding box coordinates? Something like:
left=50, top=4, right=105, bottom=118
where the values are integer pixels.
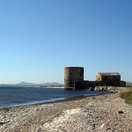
left=0, top=0, right=132, bottom=84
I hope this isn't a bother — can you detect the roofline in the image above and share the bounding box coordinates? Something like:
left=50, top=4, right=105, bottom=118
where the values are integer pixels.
left=98, top=72, right=120, bottom=75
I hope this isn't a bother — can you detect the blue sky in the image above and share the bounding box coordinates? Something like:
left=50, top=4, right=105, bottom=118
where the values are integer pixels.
left=0, top=0, right=132, bottom=84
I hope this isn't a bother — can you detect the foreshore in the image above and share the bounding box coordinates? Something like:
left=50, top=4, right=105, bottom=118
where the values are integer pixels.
left=0, top=89, right=132, bottom=132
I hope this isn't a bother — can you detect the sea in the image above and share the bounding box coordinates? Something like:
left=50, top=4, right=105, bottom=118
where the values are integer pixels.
left=0, top=86, right=110, bottom=109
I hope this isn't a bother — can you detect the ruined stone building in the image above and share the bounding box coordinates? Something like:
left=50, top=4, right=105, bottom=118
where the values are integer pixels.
left=64, top=67, right=126, bottom=90
left=96, top=72, right=121, bottom=86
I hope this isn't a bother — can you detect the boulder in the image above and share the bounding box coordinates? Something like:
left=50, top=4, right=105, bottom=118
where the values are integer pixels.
left=89, top=87, right=95, bottom=91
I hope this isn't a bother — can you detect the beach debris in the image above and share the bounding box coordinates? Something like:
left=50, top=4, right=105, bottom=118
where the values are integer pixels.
left=118, top=110, right=124, bottom=114
left=106, top=128, right=111, bottom=130
left=0, top=122, right=5, bottom=125
left=99, top=123, right=105, bottom=129
left=37, top=109, right=39, bottom=111
left=0, top=121, right=10, bottom=125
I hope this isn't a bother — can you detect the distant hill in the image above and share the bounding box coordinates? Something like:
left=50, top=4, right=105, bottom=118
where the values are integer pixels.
left=39, top=82, right=64, bottom=86
left=16, top=82, right=64, bottom=86
left=126, top=82, right=132, bottom=86
left=17, top=81, right=36, bottom=86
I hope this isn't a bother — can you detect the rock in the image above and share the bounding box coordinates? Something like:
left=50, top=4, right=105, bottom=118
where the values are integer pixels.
left=118, top=110, right=124, bottom=114
left=89, top=87, right=94, bottom=91
left=0, top=122, right=5, bottom=125
left=100, top=123, right=105, bottom=129
left=104, top=86, right=107, bottom=89
left=103, top=86, right=108, bottom=91
left=94, top=87, right=98, bottom=91
left=98, top=87, right=104, bottom=91
left=106, top=128, right=111, bottom=130
left=96, top=86, right=108, bottom=91
left=88, top=124, right=95, bottom=130
left=101, top=88, right=104, bottom=91
left=95, top=86, right=104, bottom=91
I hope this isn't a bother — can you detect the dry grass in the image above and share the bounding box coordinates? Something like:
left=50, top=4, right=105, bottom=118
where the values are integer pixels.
left=120, top=90, right=132, bottom=105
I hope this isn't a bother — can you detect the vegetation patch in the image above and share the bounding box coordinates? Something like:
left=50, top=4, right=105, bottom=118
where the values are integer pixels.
left=120, top=90, right=132, bottom=105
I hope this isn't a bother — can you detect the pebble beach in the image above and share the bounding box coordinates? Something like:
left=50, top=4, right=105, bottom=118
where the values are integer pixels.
left=0, top=89, right=132, bottom=132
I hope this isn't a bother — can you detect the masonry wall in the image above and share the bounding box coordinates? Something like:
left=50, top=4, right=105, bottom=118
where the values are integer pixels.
left=74, top=81, right=100, bottom=90
left=64, top=67, right=84, bottom=90
left=74, top=80, right=126, bottom=90
left=96, top=73, right=121, bottom=82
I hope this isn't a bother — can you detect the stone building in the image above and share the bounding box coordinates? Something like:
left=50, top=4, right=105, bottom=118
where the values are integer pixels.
left=64, top=67, right=126, bottom=90
left=64, top=67, right=84, bottom=90
left=96, top=72, right=120, bottom=81
left=96, top=72, right=121, bottom=86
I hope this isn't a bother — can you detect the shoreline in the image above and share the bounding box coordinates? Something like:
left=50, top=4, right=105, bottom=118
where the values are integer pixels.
left=0, top=89, right=132, bottom=132
left=0, top=92, right=111, bottom=110
left=0, top=85, right=64, bottom=88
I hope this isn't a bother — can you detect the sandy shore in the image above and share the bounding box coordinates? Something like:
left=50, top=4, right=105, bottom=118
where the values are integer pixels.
left=0, top=91, right=132, bottom=132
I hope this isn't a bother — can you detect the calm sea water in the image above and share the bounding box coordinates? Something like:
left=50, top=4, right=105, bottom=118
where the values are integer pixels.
left=0, top=86, right=110, bottom=109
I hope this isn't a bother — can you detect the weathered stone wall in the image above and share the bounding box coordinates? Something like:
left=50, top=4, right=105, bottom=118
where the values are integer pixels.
left=74, top=81, right=100, bottom=90
left=120, top=81, right=126, bottom=87
left=74, top=81, right=126, bottom=90
left=96, top=73, right=120, bottom=82
left=64, top=67, right=84, bottom=90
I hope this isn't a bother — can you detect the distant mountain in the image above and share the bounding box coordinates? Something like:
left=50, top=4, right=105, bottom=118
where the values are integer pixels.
left=16, top=81, right=36, bottom=86
left=126, top=82, right=132, bottom=86
left=16, top=82, right=63, bottom=86
left=39, top=82, right=63, bottom=86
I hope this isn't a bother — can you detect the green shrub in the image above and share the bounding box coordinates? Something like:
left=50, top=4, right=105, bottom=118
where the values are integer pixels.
left=125, top=94, right=132, bottom=105
left=127, top=85, right=132, bottom=87
left=120, top=90, right=132, bottom=105
left=120, top=91, right=132, bottom=99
